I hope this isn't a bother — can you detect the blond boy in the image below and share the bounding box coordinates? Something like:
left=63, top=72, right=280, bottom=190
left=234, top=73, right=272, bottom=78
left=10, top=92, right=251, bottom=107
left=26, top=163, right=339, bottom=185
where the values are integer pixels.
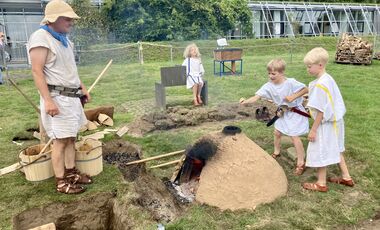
left=302, top=47, right=354, bottom=192
left=241, top=59, right=309, bottom=175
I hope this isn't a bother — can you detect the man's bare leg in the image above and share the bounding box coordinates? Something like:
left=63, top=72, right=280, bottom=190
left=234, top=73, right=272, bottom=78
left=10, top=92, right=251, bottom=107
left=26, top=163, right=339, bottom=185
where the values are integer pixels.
left=64, top=137, right=76, bottom=169
left=52, top=138, right=67, bottom=178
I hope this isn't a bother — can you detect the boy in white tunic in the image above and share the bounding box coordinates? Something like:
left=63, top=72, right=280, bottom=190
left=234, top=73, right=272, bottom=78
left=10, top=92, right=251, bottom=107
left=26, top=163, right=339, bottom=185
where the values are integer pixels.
left=302, top=47, right=354, bottom=192
left=241, top=59, right=309, bottom=175
left=182, top=43, right=205, bottom=106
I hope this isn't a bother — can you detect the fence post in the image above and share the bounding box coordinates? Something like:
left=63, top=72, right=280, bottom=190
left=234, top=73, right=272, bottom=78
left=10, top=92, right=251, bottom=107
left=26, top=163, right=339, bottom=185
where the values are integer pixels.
left=170, top=45, right=173, bottom=63
left=289, top=39, right=294, bottom=63
left=138, top=41, right=144, bottom=64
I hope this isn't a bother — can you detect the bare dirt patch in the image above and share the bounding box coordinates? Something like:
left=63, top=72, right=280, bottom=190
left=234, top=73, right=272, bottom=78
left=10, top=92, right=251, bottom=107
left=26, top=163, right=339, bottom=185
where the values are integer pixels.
left=13, top=139, right=185, bottom=229
left=127, top=101, right=276, bottom=137
left=13, top=192, right=115, bottom=230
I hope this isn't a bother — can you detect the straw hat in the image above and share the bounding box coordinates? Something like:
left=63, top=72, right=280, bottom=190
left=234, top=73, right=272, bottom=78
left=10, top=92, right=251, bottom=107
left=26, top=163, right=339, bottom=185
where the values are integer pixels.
left=40, top=0, right=80, bottom=25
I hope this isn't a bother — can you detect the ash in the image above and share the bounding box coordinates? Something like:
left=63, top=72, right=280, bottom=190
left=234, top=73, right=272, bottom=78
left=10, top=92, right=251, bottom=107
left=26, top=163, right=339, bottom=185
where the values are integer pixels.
left=165, top=179, right=199, bottom=203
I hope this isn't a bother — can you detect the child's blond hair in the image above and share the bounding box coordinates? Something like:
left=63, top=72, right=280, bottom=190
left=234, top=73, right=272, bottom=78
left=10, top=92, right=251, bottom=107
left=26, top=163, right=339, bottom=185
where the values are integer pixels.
left=267, top=58, right=286, bottom=73
left=303, top=47, right=329, bottom=65
left=183, top=43, right=201, bottom=58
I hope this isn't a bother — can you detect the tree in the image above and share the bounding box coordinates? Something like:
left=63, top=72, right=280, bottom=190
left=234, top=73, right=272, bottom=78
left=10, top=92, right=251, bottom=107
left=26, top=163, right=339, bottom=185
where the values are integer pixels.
left=103, top=0, right=252, bottom=42
left=71, top=0, right=109, bottom=47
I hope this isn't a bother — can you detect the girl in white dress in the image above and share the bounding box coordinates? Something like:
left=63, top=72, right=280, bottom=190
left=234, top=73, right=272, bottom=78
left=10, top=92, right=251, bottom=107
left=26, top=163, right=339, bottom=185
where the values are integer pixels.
left=182, top=43, right=205, bottom=106
left=302, top=47, right=353, bottom=192
left=240, top=59, right=309, bottom=175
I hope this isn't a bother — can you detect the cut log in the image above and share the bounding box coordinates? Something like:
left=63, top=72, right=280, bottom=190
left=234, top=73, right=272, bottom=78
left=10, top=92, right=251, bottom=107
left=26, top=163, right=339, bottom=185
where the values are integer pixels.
left=335, top=33, right=373, bottom=65
left=84, top=106, right=114, bottom=122
left=98, top=113, right=113, bottom=126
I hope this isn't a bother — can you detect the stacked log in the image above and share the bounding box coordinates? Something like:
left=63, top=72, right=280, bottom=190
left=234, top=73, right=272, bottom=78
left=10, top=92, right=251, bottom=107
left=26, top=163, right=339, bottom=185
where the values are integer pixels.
left=335, top=33, right=373, bottom=65
left=373, top=52, right=380, bottom=60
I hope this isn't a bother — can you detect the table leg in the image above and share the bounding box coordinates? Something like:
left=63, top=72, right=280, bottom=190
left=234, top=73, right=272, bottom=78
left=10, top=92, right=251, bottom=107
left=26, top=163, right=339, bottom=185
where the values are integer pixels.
left=231, top=61, right=236, bottom=74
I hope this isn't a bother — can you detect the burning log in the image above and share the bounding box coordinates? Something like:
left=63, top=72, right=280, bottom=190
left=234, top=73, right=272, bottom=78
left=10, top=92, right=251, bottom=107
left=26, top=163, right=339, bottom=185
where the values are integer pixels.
left=335, top=33, right=373, bottom=64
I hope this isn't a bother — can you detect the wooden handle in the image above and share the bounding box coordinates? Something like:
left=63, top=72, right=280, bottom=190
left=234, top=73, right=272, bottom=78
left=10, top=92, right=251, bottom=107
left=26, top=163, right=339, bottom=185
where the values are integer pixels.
left=149, top=159, right=182, bottom=169
left=126, top=150, right=185, bottom=165
left=39, top=138, right=53, bottom=155
left=88, top=59, right=113, bottom=93
left=8, top=78, right=40, bottom=114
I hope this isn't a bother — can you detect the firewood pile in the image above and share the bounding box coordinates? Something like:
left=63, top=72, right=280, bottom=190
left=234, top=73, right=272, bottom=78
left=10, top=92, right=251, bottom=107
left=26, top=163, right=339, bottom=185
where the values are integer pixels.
left=373, top=52, right=380, bottom=60
left=335, top=33, right=373, bottom=65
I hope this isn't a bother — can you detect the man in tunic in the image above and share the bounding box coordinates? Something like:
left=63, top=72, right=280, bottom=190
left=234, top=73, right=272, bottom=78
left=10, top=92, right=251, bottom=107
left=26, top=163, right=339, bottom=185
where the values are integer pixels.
left=28, top=0, right=91, bottom=194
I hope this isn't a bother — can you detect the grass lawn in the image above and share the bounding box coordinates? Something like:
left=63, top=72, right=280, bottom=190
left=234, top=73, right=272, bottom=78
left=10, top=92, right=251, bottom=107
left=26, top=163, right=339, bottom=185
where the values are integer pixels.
left=0, top=37, right=379, bottom=229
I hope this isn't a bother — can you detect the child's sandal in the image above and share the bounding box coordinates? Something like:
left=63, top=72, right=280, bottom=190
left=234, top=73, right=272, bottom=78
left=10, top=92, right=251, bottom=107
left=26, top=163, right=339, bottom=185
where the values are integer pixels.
left=294, top=163, right=306, bottom=175
left=328, top=177, right=354, bottom=187
left=302, top=182, right=328, bottom=192
left=271, top=153, right=281, bottom=159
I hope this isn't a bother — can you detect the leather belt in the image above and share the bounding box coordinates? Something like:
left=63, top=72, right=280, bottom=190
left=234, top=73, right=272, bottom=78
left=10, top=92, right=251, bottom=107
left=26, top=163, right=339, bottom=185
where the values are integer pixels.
left=267, top=105, right=310, bottom=127
left=47, top=84, right=82, bottom=98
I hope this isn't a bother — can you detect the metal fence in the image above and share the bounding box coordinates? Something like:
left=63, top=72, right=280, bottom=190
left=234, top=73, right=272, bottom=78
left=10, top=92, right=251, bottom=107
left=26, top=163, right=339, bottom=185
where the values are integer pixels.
left=248, top=1, right=380, bottom=38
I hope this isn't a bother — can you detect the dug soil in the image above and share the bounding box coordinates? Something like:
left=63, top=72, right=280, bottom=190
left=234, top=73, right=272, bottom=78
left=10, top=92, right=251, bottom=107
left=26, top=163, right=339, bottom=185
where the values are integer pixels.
left=127, top=101, right=276, bottom=137
left=13, top=139, right=185, bottom=230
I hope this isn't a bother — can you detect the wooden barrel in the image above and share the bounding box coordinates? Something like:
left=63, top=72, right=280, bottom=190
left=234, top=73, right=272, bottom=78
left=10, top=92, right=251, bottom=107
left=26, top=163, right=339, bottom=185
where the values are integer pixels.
left=75, top=139, right=103, bottom=176
left=19, top=144, right=54, bottom=182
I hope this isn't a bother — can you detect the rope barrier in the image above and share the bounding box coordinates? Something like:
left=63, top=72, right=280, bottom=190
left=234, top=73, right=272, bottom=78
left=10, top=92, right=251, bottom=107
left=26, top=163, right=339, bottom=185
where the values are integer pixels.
left=80, top=43, right=138, bottom=53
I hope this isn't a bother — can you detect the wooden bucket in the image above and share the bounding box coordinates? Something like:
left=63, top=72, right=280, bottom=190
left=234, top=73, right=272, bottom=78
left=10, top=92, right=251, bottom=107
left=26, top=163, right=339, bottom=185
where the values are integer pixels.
left=19, top=144, right=54, bottom=182
left=75, top=139, right=103, bottom=176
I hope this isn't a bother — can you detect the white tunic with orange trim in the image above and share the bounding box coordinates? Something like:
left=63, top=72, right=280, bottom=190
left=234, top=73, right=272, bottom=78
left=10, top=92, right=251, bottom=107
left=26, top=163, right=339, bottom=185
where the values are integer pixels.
left=306, top=73, right=346, bottom=167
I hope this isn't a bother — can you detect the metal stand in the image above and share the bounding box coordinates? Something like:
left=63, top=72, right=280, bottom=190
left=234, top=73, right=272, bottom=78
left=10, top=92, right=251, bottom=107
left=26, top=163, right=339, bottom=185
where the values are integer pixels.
left=213, top=59, right=243, bottom=77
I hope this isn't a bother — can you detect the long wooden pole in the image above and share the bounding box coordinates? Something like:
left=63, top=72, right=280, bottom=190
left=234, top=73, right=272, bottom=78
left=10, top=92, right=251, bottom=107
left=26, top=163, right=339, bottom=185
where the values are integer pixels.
left=126, top=150, right=185, bottom=165
left=88, top=59, right=113, bottom=93
left=149, top=159, right=182, bottom=169
left=0, top=139, right=53, bottom=176
left=8, top=78, right=40, bottom=114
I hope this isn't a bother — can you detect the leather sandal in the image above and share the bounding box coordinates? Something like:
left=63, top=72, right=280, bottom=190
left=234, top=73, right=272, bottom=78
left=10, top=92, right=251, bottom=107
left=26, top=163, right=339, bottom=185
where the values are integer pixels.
left=56, top=177, right=85, bottom=194
left=294, top=163, right=306, bottom=175
left=271, top=153, right=281, bottom=159
left=65, top=167, right=93, bottom=184
left=302, top=182, right=328, bottom=192
left=328, top=177, right=354, bottom=187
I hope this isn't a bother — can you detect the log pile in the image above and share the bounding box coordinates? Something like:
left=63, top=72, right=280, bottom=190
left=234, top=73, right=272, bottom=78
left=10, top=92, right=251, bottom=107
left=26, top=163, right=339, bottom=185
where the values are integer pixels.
left=373, top=52, right=380, bottom=60
left=335, top=33, right=373, bottom=65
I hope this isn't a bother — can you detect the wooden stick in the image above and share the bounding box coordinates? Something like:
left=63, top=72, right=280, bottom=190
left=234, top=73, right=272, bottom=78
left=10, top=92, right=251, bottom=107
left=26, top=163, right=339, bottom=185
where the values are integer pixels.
left=126, top=150, right=185, bottom=165
left=8, top=78, right=40, bottom=114
left=88, top=59, right=113, bottom=93
left=0, top=140, right=53, bottom=176
left=149, top=159, right=182, bottom=169
left=0, top=162, right=22, bottom=176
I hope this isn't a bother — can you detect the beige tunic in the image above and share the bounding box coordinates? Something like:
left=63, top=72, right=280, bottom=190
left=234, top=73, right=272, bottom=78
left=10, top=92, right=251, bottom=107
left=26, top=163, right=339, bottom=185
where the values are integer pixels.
left=28, top=29, right=87, bottom=139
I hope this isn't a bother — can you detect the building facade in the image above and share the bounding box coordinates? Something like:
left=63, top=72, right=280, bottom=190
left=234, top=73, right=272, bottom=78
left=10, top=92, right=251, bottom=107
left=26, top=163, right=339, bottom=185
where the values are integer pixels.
left=0, top=0, right=103, bottom=64
left=248, top=1, right=380, bottom=38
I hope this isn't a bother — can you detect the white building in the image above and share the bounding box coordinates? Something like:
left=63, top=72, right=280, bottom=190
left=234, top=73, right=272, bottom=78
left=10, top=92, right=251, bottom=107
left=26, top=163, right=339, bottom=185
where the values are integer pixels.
left=248, top=1, right=380, bottom=38
left=0, top=0, right=103, bottom=63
